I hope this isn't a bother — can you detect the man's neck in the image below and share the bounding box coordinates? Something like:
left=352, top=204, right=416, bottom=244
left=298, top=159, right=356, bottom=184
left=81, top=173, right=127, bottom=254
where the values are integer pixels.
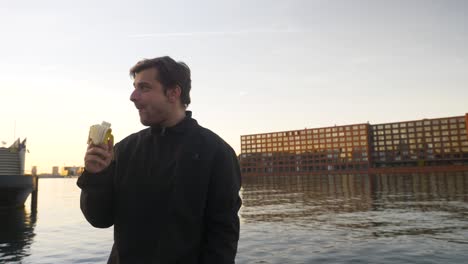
left=161, top=109, right=186, bottom=127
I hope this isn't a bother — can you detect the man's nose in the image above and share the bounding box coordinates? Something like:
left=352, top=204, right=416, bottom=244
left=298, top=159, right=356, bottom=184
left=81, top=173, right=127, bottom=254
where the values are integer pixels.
left=130, top=89, right=138, bottom=102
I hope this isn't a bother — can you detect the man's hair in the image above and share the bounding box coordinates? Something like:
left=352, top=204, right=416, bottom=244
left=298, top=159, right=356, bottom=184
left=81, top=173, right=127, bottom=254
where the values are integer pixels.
left=130, top=56, right=191, bottom=106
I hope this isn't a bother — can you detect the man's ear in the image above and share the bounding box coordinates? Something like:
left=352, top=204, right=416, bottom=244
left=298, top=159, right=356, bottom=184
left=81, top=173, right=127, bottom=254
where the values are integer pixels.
left=167, top=85, right=182, bottom=103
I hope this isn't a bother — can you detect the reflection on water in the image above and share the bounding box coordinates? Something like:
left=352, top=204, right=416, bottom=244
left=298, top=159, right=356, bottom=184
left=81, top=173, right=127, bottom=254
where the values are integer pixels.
left=241, top=172, right=468, bottom=222
left=1, top=174, right=467, bottom=263
left=0, top=206, right=36, bottom=262
left=0, top=179, right=113, bottom=264
left=238, top=172, right=468, bottom=263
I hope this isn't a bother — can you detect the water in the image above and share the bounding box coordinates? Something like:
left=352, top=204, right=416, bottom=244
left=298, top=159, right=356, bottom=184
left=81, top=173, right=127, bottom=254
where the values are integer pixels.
left=1, top=173, right=468, bottom=264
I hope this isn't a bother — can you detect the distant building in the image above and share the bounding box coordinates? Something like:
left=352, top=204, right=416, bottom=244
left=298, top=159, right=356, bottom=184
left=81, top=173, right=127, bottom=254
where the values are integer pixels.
left=239, top=113, right=468, bottom=176
left=52, top=166, right=60, bottom=176
left=370, top=115, right=467, bottom=167
left=62, top=166, right=84, bottom=176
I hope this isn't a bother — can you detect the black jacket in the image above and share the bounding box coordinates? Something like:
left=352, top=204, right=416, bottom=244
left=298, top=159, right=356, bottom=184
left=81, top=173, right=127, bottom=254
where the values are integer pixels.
left=77, top=113, right=242, bottom=264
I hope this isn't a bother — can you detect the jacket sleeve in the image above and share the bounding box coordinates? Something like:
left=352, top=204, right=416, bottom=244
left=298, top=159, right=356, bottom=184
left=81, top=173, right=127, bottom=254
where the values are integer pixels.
left=76, top=162, right=115, bottom=228
left=200, top=144, right=242, bottom=264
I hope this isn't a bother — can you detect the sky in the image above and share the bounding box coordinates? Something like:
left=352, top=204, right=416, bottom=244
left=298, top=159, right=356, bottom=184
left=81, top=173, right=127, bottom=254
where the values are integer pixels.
left=1, top=0, right=467, bottom=173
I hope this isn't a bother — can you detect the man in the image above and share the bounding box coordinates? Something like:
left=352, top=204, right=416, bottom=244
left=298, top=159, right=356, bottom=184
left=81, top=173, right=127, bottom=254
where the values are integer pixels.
left=77, top=56, right=242, bottom=264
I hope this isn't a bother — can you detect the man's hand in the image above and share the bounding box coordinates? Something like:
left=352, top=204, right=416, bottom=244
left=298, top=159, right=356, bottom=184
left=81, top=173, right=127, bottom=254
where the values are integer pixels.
left=84, top=138, right=114, bottom=174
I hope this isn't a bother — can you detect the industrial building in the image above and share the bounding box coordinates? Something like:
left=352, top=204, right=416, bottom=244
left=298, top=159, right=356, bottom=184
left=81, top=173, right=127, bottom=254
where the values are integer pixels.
left=239, top=113, right=468, bottom=176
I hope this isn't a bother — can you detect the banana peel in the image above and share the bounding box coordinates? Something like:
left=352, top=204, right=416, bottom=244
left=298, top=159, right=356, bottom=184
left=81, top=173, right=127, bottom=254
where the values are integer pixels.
left=88, top=121, right=113, bottom=145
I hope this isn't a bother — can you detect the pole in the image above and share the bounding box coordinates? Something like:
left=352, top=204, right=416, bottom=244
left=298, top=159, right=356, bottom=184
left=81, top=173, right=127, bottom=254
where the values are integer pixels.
left=31, top=169, right=38, bottom=213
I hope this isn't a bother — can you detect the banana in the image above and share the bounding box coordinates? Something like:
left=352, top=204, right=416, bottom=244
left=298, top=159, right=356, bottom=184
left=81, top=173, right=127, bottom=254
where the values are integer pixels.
left=88, top=121, right=113, bottom=145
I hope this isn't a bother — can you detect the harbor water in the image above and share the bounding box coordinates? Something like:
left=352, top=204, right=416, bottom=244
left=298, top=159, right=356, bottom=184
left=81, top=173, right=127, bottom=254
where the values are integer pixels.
left=1, top=173, right=468, bottom=263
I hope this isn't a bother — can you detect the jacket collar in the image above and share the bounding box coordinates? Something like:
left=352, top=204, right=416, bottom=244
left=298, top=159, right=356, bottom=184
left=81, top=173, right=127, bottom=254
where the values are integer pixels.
left=150, top=111, right=195, bottom=136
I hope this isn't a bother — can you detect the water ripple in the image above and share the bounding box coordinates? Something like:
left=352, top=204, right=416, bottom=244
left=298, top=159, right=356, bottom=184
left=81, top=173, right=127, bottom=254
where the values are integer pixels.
left=1, top=174, right=468, bottom=263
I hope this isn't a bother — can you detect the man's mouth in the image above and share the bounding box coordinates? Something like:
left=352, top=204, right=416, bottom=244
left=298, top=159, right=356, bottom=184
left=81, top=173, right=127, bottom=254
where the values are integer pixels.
left=135, top=105, right=144, bottom=111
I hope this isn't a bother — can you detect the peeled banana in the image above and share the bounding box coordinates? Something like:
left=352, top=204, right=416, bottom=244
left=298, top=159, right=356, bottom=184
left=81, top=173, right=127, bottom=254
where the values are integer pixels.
left=88, top=121, right=114, bottom=145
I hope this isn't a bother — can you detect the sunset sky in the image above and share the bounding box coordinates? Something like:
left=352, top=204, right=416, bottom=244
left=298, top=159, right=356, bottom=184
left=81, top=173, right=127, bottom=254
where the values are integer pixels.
left=1, top=0, right=467, bottom=173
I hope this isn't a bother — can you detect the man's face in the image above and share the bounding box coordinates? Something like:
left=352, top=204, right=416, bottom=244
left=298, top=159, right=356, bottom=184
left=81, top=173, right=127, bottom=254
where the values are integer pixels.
left=130, top=68, right=171, bottom=126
